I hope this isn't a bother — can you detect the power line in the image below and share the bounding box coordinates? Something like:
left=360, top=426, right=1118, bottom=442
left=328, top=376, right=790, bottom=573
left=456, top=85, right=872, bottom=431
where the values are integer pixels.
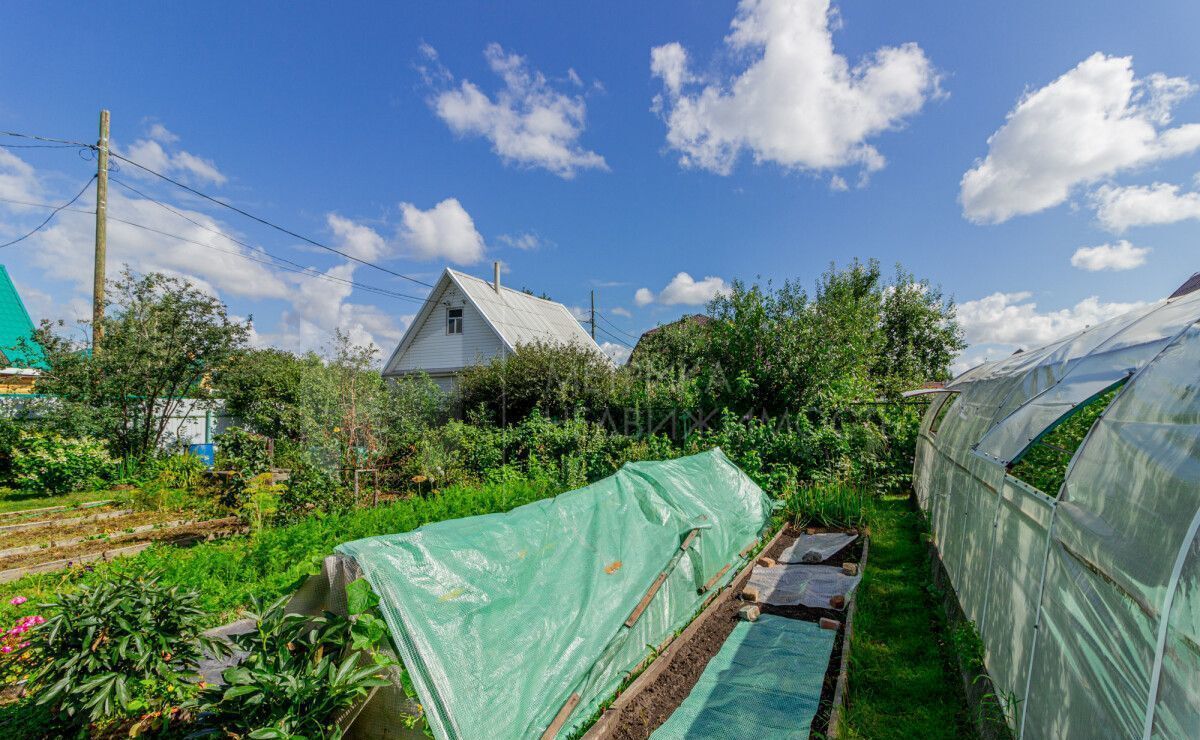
left=105, top=177, right=435, bottom=304
left=596, top=311, right=639, bottom=340
left=3, top=127, right=439, bottom=292
left=0, top=175, right=96, bottom=249
left=0, top=193, right=430, bottom=304
left=0, top=130, right=93, bottom=148
left=0, top=142, right=81, bottom=150
left=593, top=323, right=633, bottom=348
left=108, top=216, right=429, bottom=304
left=106, top=150, right=436, bottom=289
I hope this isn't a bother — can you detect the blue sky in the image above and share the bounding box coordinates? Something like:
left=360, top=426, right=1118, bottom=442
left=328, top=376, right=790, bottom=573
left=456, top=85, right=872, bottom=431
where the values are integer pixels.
left=2, top=0, right=1199, bottom=371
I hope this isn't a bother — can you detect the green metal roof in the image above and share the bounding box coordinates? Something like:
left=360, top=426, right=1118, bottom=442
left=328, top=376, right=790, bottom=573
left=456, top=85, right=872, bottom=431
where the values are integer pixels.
left=0, top=266, right=44, bottom=368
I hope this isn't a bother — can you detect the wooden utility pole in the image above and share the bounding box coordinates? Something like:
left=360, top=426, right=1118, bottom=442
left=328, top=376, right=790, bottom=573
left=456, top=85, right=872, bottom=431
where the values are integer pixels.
left=92, top=109, right=110, bottom=353
left=590, top=290, right=595, bottom=340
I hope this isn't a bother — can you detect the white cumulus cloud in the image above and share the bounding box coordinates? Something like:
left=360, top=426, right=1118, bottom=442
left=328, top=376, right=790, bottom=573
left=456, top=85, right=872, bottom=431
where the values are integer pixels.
left=960, top=53, right=1200, bottom=223
left=0, top=149, right=42, bottom=207
left=429, top=43, right=607, bottom=178
left=1070, top=240, right=1150, bottom=271
left=650, top=0, right=939, bottom=177
left=600, top=341, right=632, bottom=366
left=122, top=124, right=227, bottom=186
left=397, top=198, right=486, bottom=265
left=1091, top=182, right=1200, bottom=232
left=636, top=272, right=731, bottom=307
left=956, top=291, right=1146, bottom=349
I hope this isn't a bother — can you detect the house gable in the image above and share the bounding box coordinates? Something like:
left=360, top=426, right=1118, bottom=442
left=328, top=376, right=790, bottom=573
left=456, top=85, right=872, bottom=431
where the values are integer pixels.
left=383, top=274, right=505, bottom=376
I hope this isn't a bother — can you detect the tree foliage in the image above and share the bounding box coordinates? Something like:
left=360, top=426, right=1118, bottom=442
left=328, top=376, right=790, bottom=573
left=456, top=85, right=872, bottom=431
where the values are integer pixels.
left=30, top=269, right=250, bottom=461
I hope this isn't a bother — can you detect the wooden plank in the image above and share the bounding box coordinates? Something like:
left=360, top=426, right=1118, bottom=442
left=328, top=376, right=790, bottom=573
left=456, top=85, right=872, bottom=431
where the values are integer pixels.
left=0, top=518, right=199, bottom=558
left=625, top=572, right=668, bottom=628
left=680, top=529, right=699, bottom=552
left=0, top=521, right=244, bottom=584
left=698, top=563, right=731, bottom=593
left=827, top=535, right=870, bottom=739
left=540, top=692, right=581, bottom=740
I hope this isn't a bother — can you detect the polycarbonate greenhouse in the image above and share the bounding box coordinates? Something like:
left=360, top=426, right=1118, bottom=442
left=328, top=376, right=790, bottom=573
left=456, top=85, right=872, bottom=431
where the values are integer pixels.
left=914, top=278, right=1200, bottom=739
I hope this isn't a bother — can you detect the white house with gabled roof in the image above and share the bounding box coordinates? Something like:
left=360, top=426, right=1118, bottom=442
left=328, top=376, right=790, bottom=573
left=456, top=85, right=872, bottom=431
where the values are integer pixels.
left=381, top=263, right=608, bottom=391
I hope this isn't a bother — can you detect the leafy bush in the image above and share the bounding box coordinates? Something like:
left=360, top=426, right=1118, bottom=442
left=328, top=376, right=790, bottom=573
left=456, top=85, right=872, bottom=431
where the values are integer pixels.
left=274, top=454, right=350, bottom=524
left=9, top=431, right=117, bottom=494
left=456, top=340, right=624, bottom=422
left=26, top=570, right=225, bottom=727
left=190, top=579, right=393, bottom=738
left=215, top=426, right=273, bottom=508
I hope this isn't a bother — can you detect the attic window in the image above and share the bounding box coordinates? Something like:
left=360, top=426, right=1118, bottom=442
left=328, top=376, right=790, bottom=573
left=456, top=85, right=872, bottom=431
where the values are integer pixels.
left=447, top=307, right=463, bottom=335
left=1007, top=380, right=1126, bottom=496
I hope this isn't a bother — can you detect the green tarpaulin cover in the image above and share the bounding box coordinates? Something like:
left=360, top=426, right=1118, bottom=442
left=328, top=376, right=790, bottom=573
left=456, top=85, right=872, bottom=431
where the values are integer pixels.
left=652, top=615, right=835, bottom=739
left=337, top=448, right=771, bottom=740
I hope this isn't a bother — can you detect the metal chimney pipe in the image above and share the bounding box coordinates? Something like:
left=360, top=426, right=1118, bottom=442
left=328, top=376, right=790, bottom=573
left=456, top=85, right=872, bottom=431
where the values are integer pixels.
left=493, top=261, right=501, bottom=293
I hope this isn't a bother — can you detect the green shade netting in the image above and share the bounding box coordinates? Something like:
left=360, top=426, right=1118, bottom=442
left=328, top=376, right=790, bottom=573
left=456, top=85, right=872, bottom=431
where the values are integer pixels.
left=652, top=614, right=835, bottom=739
left=336, top=448, right=771, bottom=740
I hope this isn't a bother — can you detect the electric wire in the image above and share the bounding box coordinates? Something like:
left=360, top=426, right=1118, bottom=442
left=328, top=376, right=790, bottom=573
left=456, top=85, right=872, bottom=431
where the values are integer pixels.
left=593, top=323, right=634, bottom=348
left=0, top=175, right=96, bottom=249
left=107, top=217, right=429, bottom=304
left=3, top=128, right=438, bottom=292
left=0, top=194, right=429, bottom=304
left=105, top=177, right=434, bottom=304
left=0, top=130, right=93, bottom=148
left=595, top=311, right=640, bottom=340
left=106, top=150, right=437, bottom=288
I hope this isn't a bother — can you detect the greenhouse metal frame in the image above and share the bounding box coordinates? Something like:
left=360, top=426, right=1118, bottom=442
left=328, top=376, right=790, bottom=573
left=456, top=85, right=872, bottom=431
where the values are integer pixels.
left=914, top=282, right=1200, bottom=738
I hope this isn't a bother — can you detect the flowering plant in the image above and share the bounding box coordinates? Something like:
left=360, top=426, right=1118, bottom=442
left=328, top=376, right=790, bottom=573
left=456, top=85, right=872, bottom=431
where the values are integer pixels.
left=1, top=610, right=45, bottom=684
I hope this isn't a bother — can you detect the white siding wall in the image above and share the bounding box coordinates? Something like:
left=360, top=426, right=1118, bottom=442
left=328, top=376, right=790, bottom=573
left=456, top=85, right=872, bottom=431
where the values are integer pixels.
left=394, top=282, right=504, bottom=373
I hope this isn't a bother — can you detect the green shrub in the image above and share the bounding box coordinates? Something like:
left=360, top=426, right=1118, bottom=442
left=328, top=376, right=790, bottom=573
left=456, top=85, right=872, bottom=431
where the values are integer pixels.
left=215, top=426, right=273, bottom=508
left=190, top=580, right=394, bottom=738
left=27, top=570, right=225, bottom=728
left=10, top=431, right=117, bottom=494
left=274, top=455, right=350, bottom=524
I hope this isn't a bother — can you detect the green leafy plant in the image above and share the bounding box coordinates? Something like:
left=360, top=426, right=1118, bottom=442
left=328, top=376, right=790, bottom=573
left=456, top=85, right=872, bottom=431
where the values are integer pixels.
left=190, top=578, right=394, bottom=739
left=215, top=426, right=273, bottom=508
left=9, top=431, right=117, bottom=494
left=27, top=569, right=226, bottom=727
left=240, top=472, right=286, bottom=532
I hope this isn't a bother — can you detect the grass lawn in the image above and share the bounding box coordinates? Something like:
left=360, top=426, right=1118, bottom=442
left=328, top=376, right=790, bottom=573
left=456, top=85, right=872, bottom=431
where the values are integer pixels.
left=0, top=487, right=123, bottom=514
left=841, top=495, right=976, bottom=739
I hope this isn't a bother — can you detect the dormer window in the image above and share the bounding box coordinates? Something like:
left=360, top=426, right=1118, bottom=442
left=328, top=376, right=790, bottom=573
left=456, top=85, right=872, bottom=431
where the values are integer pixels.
left=447, top=307, right=463, bottom=334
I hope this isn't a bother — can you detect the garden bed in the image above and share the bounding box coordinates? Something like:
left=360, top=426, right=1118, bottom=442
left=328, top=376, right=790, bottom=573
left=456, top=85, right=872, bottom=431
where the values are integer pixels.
left=0, top=510, right=182, bottom=551
left=0, top=517, right=244, bottom=582
left=586, top=525, right=865, bottom=740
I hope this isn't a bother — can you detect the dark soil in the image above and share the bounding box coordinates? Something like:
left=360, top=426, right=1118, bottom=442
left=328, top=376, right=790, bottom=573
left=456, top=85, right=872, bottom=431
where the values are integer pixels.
left=605, top=526, right=865, bottom=740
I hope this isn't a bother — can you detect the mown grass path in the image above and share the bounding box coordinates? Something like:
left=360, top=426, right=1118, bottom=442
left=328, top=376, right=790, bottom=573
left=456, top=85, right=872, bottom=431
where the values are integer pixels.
left=841, top=495, right=975, bottom=739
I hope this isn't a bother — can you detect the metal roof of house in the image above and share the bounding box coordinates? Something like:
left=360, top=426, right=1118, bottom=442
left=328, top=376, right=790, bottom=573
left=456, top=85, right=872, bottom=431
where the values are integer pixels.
left=0, top=266, right=43, bottom=368
left=446, top=269, right=600, bottom=352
